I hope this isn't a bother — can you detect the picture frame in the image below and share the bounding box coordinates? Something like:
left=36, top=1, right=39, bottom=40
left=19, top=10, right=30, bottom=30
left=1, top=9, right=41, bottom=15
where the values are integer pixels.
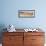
left=18, top=10, right=35, bottom=18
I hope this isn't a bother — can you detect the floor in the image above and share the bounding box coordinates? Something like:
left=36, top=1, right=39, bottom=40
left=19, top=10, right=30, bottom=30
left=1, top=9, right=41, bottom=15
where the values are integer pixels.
left=0, top=44, right=2, bottom=46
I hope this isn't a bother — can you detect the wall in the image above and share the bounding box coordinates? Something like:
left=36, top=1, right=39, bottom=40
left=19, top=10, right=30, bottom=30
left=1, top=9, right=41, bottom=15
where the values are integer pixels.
left=0, top=0, right=46, bottom=43
left=0, top=0, right=46, bottom=31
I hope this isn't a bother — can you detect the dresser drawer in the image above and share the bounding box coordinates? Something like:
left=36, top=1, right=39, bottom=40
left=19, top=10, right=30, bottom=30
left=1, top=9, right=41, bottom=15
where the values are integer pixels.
left=3, top=42, right=23, bottom=46
left=24, top=32, right=44, bottom=36
left=3, top=32, right=23, bottom=36
left=3, top=35, right=23, bottom=44
left=32, top=44, right=44, bottom=46
left=32, top=36, right=45, bottom=44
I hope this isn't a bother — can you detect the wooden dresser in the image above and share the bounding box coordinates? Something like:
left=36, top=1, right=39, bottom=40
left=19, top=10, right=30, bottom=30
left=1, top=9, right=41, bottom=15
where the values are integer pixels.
left=2, top=31, right=45, bottom=46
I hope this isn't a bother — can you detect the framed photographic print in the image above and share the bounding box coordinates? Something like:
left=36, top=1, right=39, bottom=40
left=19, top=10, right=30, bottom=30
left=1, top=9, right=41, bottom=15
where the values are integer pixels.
left=18, top=10, right=35, bottom=18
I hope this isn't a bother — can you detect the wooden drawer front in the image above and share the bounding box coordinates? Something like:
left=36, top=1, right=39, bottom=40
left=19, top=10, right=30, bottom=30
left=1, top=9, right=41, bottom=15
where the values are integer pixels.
left=3, top=32, right=23, bottom=36
left=3, top=36, right=9, bottom=44
left=32, top=44, right=44, bottom=46
left=3, top=36, right=23, bottom=46
left=3, top=43, right=23, bottom=46
left=24, top=36, right=44, bottom=46
left=32, top=36, right=45, bottom=44
left=24, top=36, right=32, bottom=46
left=24, top=32, right=44, bottom=36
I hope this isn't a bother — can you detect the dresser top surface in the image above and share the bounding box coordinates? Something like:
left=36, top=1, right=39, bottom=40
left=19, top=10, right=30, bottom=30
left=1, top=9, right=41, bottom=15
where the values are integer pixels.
left=3, top=29, right=45, bottom=32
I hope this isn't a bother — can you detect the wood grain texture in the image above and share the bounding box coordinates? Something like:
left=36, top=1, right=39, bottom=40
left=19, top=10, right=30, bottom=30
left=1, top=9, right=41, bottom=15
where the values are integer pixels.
left=2, top=32, right=45, bottom=46
left=2, top=32, right=23, bottom=46
left=24, top=32, right=45, bottom=46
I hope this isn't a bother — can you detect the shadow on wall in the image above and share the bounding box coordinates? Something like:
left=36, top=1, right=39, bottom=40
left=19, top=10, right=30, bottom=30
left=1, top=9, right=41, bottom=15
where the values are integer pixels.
left=0, top=24, right=7, bottom=43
